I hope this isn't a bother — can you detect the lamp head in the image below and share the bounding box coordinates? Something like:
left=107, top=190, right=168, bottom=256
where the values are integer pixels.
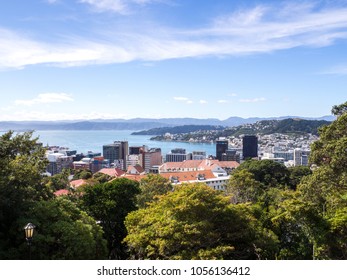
left=24, top=223, right=35, bottom=241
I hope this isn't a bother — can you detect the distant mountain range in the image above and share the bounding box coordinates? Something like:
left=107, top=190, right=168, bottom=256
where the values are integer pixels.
left=0, top=115, right=335, bottom=132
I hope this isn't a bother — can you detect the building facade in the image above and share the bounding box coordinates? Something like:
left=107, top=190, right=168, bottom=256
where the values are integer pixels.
left=242, top=135, right=258, bottom=160
left=166, top=148, right=192, bottom=163
left=216, top=139, right=228, bottom=161
left=144, top=148, right=162, bottom=173
left=103, top=141, right=128, bottom=170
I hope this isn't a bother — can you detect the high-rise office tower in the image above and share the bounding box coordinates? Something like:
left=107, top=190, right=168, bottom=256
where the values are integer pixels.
left=216, top=139, right=228, bottom=161
left=242, top=135, right=258, bottom=160
left=103, top=141, right=128, bottom=170
left=144, top=148, right=162, bottom=173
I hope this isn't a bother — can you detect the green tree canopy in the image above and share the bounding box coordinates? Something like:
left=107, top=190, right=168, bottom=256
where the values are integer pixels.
left=287, top=166, right=312, bottom=190
left=0, top=131, right=53, bottom=258
left=137, top=174, right=172, bottom=208
left=124, top=183, right=278, bottom=260
left=79, top=178, right=140, bottom=259
left=73, top=169, right=92, bottom=180
left=19, top=197, right=107, bottom=260
left=237, top=159, right=290, bottom=189
left=226, top=169, right=262, bottom=203
left=93, top=172, right=112, bottom=183
left=44, top=168, right=70, bottom=191
left=282, top=101, right=347, bottom=259
left=331, top=101, right=347, bottom=117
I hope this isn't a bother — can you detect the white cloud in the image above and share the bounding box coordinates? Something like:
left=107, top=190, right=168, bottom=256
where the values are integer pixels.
left=79, top=0, right=127, bottom=14
left=199, top=100, right=208, bottom=104
left=79, top=0, right=163, bottom=14
left=15, top=93, right=74, bottom=106
left=1, top=3, right=347, bottom=68
left=173, top=96, right=193, bottom=104
left=217, top=100, right=228, bottom=103
left=228, top=93, right=238, bottom=97
left=239, top=97, right=266, bottom=103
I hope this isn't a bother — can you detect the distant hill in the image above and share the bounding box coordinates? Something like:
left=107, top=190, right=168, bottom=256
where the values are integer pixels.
left=132, top=125, right=226, bottom=135
left=0, top=116, right=334, bottom=132
left=148, top=118, right=331, bottom=142
left=215, top=118, right=331, bottom=138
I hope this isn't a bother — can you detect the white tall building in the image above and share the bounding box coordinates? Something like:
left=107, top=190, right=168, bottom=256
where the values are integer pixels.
left=294, top=148, right=310, bottom=166
left=46, top=151, right=74, bottom=175
left=294, top=148, right=302, bottom=166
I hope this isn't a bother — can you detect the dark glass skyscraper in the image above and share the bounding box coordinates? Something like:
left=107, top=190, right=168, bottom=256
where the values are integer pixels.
left=242, top=135, right=258, bottom=160
left=216, top=139, right=228, bottom=161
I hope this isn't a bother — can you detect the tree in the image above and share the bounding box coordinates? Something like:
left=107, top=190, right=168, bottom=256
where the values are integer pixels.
left=44, top=168, right=70, bottom=191
left=310, top=112, right=347, bottom=174
left=93, top=172, right=112, bottom=183
left=137, top=174, right=172, bottom=208
left=331, top=101, right=347, bottom=117
left=285, top=101, right=347, bottom=259
left=0, top=131, right=53, bottom=258
left=225, top=169, right=262, bottom=203
left=19, top=197, right=107, bottom=260
left=124, top=183, right=278, bottom=260
left=287, top=166, right=312, bottom=190
left=237, top=159, right=290, bottom=189
left=73, top=169, right=92, bottom=180
left=79, top=178, right=140, bottom=259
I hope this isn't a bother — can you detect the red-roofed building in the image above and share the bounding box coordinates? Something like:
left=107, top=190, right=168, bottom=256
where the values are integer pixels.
left=123, top=174, right=147, bottom=182
left=159, top=159, right=239, bottom=176
left=70, top=179, right=87, bottom=189
left=125, top=169, right=229, bottom=191
left=98, top=168, right=125, bottom=178
left=127, top=165, right=145, bottom=175
left=54, top=189, right=69, bottom=196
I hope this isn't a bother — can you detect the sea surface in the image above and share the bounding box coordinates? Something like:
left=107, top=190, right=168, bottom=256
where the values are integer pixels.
left=30, top=130, right=216, bottom=156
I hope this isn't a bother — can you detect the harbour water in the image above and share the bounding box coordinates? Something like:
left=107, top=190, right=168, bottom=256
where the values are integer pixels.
left=32, top=130, right=216, bottom=156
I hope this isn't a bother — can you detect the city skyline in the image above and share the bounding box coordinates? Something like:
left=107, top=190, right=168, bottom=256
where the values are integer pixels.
left=1, top=0, right=347, bottom=121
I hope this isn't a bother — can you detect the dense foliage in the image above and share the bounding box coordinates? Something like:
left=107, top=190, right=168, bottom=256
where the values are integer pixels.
left=0, top=131, right=107, bottom=259
left=136, top=174, right=172, bottom=208
left=125, top=184, right=278, bottom=260
left=78, top=178, right=140, bottom=259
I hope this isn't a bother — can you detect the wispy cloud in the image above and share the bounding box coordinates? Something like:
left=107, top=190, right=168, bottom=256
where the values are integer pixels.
left=79, top=0, right=164, bottom=14
left=1, top=2, right=347, bottom=68
left=199, top=100, right=208, bottom=104
left=239, top=97, right=266, bottom=103
left=15, top=93, right=74, bottom=106
left=173, top=96, right=193, bottom=104
left=217, top=100, right=228, bottom=103
left=323, top=64, right=347, bottom=75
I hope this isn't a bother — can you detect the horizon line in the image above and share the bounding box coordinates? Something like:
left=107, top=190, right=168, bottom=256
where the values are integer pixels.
left=0, top=115, right=334, bottom=122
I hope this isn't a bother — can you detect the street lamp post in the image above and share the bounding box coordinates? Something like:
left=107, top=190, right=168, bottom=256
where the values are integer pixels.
left=24, top=223, right=35, bottom=260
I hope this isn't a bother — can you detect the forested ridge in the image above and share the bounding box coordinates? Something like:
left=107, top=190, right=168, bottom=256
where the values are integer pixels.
left=0, top=102, right=346, bottom=260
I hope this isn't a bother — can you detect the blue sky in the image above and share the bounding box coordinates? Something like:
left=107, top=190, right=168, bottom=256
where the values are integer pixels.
left=0, top=0, right=346, bottom=121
